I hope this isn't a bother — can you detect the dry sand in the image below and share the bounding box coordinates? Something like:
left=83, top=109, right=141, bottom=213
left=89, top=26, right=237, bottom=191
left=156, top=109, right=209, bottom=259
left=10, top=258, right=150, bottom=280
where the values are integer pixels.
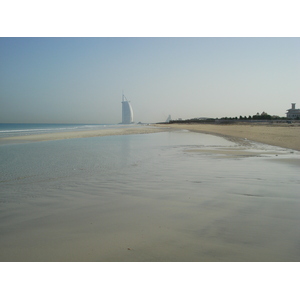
left=154, top=123, right=300, bottom=151
left=0, top=126, right=166, bottom=144
left=2, top=123, right=299, bottom=151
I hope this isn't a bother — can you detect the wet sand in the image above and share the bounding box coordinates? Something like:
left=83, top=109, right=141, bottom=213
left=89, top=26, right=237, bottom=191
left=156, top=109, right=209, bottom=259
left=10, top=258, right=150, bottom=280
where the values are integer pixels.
left=3, top=123, right=299, bottom=151
left=1, top=128, right=300, bottom=262
left=155, top=123, right=300, bottom=151
left=1, top=143, right=299, bottom=262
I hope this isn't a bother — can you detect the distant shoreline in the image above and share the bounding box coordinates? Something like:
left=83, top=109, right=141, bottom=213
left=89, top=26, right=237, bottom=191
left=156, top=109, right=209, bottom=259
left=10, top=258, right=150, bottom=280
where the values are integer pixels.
left=154, top=123, right=300, bottom=151
left=1, top=122, right=300, bottom=152
left=0, top=126, right=167, bottom=145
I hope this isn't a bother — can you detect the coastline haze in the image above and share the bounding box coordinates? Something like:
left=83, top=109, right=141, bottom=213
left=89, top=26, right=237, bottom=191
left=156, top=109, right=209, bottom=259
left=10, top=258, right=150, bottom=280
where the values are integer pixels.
left=1, top=37, right=299, bottom=124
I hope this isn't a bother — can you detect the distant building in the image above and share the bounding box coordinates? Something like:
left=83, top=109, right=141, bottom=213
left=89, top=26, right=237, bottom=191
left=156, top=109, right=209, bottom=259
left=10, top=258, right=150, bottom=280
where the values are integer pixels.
left=121, top=93, right=134, bottom=124
left=286, top=103, right=300, bottom=119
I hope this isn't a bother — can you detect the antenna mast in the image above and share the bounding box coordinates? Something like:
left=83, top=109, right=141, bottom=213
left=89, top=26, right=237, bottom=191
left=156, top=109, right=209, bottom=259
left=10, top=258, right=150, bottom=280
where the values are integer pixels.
left=122, top=90, right=130, bottom=102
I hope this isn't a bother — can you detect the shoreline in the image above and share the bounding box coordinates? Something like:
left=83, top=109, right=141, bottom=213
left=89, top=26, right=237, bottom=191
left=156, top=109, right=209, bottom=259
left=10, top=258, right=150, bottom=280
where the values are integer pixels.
left=1, top=122, right=299, bottom=151
left=0, top=126, right=167, bottom=145
left=154, top=123, right=300, bottom=151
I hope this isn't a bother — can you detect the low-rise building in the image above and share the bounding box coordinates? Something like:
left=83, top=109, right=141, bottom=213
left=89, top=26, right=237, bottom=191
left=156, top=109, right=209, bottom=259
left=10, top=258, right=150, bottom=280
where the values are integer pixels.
left=286, top=103, right=300, bottom=119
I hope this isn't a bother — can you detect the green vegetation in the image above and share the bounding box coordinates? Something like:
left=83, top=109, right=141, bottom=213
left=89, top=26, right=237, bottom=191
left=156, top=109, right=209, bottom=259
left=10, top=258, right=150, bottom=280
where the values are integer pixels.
left=158, top=107, right=300, bottom=125
left=162, top=112, right=295, bottom=125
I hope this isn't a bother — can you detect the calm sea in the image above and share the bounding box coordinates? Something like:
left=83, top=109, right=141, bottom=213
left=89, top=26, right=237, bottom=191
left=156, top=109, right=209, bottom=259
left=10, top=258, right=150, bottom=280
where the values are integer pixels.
left=0, top=123, right=134, bottom=138
left=0, top=128, right=300, bottom=261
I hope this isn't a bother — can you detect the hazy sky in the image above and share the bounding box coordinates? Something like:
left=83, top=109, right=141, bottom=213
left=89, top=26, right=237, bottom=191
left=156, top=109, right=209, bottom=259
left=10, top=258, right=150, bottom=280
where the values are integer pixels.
left=0, top=37, right=299, bottom=124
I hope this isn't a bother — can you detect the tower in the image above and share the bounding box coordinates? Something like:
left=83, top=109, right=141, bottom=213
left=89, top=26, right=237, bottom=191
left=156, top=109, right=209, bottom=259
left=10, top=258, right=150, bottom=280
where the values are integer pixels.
left=121, top=93, right=134, bottom=124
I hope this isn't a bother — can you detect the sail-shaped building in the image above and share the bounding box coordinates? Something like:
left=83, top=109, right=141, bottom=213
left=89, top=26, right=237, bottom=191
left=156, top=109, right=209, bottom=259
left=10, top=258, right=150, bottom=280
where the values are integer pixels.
left=121, top=93, right=134, bottom=124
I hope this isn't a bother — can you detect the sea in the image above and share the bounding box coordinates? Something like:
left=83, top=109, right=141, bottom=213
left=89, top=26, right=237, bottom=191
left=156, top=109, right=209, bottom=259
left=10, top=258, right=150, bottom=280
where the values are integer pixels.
left=0, top=123, right=131, bottom=138
left=0, top=123, right=300, bottom=262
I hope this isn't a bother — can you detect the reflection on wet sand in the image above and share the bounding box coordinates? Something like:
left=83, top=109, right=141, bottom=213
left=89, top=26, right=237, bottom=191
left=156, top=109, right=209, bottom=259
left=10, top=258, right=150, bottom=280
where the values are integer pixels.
left=0, top=131, right=299, bottom=261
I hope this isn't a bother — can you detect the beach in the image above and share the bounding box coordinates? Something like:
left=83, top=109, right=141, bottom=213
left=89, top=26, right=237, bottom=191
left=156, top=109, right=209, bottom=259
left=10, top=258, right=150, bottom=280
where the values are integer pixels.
left=154, top=122, right=300, bottom=151
left=1, top=125, right=300, bottom=262
left=2, top=122, right=299, bottom=152
left=2, top=122, right=299, bottom=158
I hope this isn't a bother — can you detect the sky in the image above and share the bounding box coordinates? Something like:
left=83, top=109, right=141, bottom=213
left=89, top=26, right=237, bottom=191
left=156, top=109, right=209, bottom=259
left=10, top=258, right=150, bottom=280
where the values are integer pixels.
left=0, top=2, right=299, bottom=296
left=0, top=37, right=299, bottom=124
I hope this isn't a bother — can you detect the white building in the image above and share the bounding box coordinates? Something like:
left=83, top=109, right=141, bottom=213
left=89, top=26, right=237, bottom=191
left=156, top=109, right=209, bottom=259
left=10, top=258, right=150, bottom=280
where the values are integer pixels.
left=286, top=103, right=300, bottom=119
left=121, top=93, right=134, bottom=124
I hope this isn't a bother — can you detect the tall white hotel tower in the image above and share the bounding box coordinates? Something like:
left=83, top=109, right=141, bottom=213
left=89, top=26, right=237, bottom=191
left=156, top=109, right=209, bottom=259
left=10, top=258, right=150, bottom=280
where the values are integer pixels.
left=121, top=93, right=134, bottom=124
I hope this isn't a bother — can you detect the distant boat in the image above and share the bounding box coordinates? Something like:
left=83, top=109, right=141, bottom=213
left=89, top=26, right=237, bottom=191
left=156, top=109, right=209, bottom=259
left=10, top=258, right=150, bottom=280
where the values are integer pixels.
left=166, top=115, right=172, bottom=122
left=121, top=93, right=134, bottom=124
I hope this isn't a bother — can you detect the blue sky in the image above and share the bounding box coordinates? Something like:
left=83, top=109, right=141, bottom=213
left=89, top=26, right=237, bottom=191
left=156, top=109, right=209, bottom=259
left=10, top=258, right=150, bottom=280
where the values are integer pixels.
left=0, top=37, right=299, bottom=123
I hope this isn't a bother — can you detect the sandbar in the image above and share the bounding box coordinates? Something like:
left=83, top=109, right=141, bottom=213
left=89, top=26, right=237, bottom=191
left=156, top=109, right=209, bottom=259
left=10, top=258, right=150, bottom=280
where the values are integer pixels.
left=0, top=126, right=167, bottom=144
left=154, top=123, right=300, bottom=151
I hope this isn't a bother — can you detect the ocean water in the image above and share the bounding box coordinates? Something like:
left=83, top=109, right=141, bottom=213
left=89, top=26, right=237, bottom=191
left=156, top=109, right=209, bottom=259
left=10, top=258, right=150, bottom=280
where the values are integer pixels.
left=0, top=123, right=135, bottom=138
left=0, top=129, right=300, bottom=261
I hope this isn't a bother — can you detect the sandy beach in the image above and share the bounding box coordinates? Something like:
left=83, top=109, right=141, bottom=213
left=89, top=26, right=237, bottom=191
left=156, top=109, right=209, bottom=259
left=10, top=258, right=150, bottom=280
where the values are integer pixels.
left=154, top=123, right=300, bottom=151
left=2, top=123, right=299, bottom=151
left=1, top=126, right=300, bottom=262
